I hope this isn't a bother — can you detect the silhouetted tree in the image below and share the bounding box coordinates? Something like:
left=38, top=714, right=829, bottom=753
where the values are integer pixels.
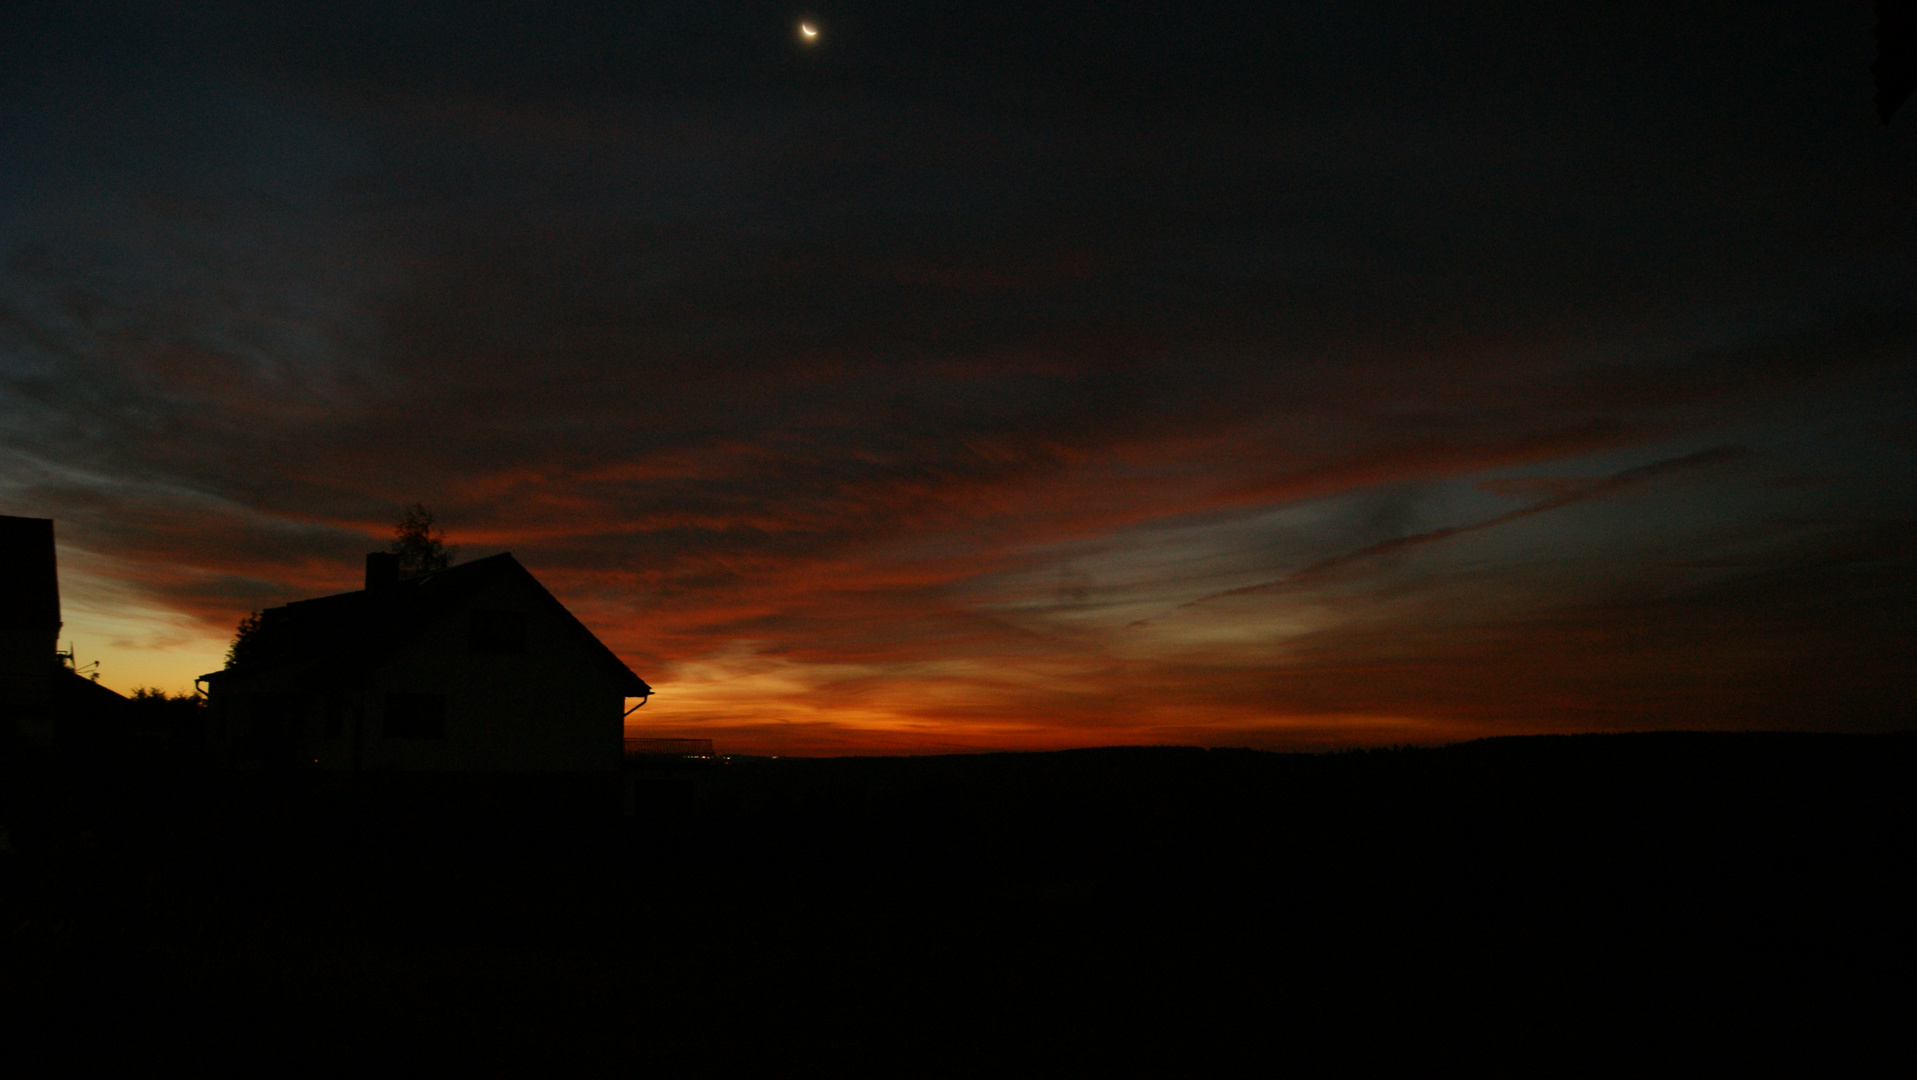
left=127, top=687, right=199, bottom=704
left=390, top=502, right=458, bottom=578
left=127, top=686, right=208, bottom=749
left=225, top=610, right=263, bottom=669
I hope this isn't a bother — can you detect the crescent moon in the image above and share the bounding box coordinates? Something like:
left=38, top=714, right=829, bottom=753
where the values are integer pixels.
left=800, top=22, right=818, bottom=39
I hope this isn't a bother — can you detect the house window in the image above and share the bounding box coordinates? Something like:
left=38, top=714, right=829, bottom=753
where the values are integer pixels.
left=469, top=610, right=530, bottom=654
left=384, top=693, right=446, bottom=739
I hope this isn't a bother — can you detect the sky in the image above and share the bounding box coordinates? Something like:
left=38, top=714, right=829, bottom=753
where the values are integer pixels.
left=2, top=2, right=1913, bottom=753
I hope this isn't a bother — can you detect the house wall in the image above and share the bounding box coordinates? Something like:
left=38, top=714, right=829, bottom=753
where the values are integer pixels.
left=206, top=669, right=330, bottom=766
left=0, top=516, right=61, bottom=744
left=357, top=573, right=626, bottom=772
left=213, top=573, right=630, bottom=773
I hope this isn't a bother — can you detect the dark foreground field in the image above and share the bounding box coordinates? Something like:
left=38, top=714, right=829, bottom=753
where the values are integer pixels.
left=3, top=732, right=1913, bottom=1072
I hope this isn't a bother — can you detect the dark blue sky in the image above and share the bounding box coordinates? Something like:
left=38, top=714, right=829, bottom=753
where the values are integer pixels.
left=3, top=2, right=1913, bottom=751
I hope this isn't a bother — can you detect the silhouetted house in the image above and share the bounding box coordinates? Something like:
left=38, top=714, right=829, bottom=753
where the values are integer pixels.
left=199, top=553, right=651, bottom=777
left=1, top=514, right=130, bottom=751
left=0, top=516, right=62, bottom=745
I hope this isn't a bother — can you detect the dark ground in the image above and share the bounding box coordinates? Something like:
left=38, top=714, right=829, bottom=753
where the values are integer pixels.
left=2, top=732, right=1913, bottom=1072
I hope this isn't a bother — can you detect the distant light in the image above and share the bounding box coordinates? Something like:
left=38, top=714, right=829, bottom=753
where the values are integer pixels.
left=799, top=22, right=819, bottom=43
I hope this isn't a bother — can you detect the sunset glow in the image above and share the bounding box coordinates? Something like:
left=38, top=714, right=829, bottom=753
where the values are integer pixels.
left=5, top=5, right=1913, bottom=753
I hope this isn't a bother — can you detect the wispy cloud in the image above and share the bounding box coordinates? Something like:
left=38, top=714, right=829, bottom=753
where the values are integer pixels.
left=1161, top=445, right=1753, bottom=616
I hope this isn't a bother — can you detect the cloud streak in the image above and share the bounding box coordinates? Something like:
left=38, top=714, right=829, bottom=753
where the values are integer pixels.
left=1163, top=445, right=1755, bottom=616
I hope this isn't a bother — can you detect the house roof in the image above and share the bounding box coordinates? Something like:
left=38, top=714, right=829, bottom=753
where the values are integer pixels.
left=200, top=553, right=651, bottom=697
left=54, top=666, right=129, bottom=722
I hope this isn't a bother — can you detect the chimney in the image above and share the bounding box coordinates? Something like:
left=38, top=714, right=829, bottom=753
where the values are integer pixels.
left=365, top=552, right=399, bottom=590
